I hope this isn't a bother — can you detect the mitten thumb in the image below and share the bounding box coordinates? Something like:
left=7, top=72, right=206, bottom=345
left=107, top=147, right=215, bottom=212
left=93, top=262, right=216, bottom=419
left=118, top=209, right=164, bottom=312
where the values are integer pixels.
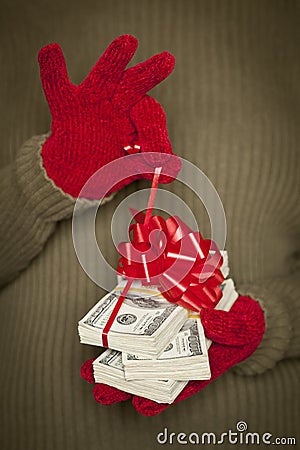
left=200, top=296, right=265, bottom=346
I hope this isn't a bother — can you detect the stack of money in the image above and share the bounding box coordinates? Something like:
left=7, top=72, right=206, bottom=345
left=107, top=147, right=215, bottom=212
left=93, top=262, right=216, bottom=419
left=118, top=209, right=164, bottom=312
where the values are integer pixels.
left=78, top=251, right=239, bottom=403
left=78, top=283, right=188, bottom=359
left=93, top=349, right=188, bottom=404
left=122, top=319, right=210, bottom=381
left=122, top=278, right=238, bottom=381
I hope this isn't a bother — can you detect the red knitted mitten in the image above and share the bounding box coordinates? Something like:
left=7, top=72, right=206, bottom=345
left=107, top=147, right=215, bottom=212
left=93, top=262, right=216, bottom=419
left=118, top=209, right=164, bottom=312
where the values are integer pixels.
left=39, top=34, right=181, bottom=198
left=80, top=295, right=265, bottom=415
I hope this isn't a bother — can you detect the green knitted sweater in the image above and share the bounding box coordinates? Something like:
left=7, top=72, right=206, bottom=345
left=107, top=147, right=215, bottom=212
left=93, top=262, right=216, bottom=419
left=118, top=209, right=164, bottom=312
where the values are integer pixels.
left=0, top=1, right=299, bottom=449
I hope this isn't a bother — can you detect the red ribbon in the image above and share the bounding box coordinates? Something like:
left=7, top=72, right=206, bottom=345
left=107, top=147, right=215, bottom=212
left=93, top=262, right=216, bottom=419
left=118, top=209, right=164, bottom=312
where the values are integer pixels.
left=102, top=168, right=162, bottom=348
left=102, top=278, right=133, bottom=348
left=102, top=167, right=224, bottom=347
left=117, top=214, right=224, bottom=312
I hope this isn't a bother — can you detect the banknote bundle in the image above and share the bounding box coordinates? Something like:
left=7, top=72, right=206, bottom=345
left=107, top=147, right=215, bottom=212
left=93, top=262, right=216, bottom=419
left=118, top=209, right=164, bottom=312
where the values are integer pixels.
left=78, top=251, right=239, bottom=403
left=122, top=319, right=210, bottom=381
left=93, top=349, right=188, bottom=404
left=78, top=282, right=188, bottom=359
left=122, top=278, right=238, bottom=381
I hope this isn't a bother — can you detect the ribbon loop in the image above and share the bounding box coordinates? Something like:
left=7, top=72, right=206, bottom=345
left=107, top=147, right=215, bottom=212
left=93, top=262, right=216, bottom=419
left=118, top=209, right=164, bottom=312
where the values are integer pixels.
left=118, top=214, right=224, bottom=312
left=103, top=166, right=225, bottom=348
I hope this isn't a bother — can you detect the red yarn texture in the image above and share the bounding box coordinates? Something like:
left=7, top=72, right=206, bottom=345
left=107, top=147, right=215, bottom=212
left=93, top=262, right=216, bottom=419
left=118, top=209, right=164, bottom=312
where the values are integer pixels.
left=38, top=35, right=181, bottom=199
left=80, top=295, right=265, bottom=416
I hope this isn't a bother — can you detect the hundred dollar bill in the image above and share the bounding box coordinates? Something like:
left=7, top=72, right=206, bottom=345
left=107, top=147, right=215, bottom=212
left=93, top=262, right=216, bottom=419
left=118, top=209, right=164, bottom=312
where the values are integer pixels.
left=122, top=278, right=239, bottom=381
left=78, top=281, right=188, bottom=359
left=122, top=318, right=211, bottom=381
left=93, top=349, right=188, bottom=404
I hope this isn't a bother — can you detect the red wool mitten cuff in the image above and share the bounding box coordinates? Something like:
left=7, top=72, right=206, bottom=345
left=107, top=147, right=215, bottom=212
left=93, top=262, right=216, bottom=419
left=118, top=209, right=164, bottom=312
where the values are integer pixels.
left=80, top=295, right=265, bottom=416
left=38, top=35, right=181, bottom=199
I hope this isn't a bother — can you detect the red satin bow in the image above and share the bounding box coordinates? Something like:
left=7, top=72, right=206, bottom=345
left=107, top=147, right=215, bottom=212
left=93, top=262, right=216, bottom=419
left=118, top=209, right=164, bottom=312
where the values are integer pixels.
left=117, top=211, right=224, bottom=312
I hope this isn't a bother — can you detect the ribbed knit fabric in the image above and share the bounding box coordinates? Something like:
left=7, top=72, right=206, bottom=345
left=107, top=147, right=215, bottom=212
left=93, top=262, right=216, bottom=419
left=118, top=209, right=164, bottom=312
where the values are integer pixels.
left=0, top=1, right=299, bottom=449
left=0, top=134, right=113, bottom=286
left=236, top=279, right=298, bottom=375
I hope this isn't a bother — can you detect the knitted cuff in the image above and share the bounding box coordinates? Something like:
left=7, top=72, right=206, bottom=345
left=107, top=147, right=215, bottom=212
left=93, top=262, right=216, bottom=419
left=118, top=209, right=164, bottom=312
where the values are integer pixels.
left=15, top=134, right=76, bottom=221
left=232, top=284, right=291, bottom=376
left=15, top=134, right=115, bottom=222
left=268, top=273, right=300, bottom=360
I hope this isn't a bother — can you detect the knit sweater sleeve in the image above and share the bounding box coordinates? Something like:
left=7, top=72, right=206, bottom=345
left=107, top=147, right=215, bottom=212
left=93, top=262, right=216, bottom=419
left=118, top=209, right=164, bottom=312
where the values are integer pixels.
left=0, top=134, right=76, bottom=286
left=0, top=134, right=111, bottom=287
left=234, top=271, right=300, bottom=375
